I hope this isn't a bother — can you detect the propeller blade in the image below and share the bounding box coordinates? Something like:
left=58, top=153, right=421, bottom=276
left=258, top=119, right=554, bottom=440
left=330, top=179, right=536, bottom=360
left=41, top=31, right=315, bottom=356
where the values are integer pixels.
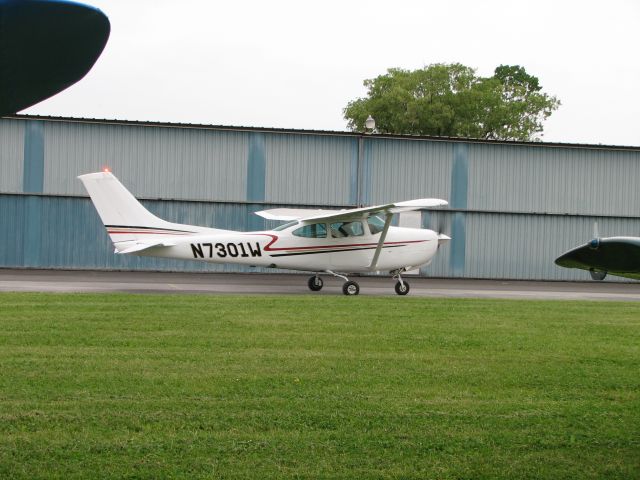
left=438, top=217, right=447, bottom=236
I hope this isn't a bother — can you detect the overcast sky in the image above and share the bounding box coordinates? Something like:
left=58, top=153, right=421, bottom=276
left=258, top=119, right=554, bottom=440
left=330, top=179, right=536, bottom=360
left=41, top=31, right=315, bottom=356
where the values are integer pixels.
left=23, top=0, right=640, bottom=146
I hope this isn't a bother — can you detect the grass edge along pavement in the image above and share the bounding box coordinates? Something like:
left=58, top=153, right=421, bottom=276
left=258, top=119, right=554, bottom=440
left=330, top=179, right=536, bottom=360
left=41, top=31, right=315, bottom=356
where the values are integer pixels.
left=0, top=293, right=638, bottom=479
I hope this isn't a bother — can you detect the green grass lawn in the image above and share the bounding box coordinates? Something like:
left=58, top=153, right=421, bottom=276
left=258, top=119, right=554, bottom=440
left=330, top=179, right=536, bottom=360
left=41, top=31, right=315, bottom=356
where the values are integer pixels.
left=0, top=293, right=638, bottom=479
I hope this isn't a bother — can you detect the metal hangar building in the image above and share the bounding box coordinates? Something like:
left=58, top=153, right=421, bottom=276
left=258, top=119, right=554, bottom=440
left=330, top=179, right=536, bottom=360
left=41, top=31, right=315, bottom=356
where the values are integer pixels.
left=1, top=114, right=639, bottom=281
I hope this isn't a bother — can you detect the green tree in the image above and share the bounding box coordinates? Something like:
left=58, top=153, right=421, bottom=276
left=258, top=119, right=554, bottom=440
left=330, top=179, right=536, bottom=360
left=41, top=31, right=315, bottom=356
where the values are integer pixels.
left=344, top=63, right=560, bottom=141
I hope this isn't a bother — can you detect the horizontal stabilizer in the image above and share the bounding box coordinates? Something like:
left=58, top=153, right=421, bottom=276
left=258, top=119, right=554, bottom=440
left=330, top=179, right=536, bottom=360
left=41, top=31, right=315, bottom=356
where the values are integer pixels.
left=116, top=241, right=176, bottom=255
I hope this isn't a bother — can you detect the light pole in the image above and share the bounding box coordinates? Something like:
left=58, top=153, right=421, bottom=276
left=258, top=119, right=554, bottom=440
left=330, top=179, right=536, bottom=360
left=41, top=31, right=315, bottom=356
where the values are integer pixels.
left=365, top=115, right=376, bottom=133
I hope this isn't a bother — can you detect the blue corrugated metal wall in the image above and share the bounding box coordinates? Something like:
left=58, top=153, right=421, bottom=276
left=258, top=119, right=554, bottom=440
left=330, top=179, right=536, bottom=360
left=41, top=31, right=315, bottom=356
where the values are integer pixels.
left=0, top=194, right=300, bottom=272
left=2, top=116, right=640, bottom=280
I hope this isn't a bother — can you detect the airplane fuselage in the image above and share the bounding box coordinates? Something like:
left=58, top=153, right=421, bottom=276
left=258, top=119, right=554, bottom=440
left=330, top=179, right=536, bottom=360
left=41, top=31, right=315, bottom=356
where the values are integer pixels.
left=133, top=225, right=439, bottom=273
left=555, top=236, right=640, bottom=280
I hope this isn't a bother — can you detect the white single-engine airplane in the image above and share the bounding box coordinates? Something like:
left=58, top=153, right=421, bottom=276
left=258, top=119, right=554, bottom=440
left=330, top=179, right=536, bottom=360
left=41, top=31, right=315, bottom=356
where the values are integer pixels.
left=79, top=171, right=450, bottom=295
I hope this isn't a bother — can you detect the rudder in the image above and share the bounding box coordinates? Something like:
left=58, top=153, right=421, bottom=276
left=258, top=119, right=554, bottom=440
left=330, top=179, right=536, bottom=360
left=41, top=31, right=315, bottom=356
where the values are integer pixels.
left=78, top=171, right=184, bottom=244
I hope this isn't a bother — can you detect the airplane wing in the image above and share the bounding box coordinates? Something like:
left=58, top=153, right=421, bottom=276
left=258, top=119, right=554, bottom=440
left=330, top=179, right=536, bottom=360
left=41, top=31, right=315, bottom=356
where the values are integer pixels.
left=116, top=241, right=177, bottom=255
left=303, top=199, right=448, bottom=223
left=255, top=199, right=448, bottom=223
left=0, top=0, right=110, bottom=115
left=254, top=208, right=337, bottom=221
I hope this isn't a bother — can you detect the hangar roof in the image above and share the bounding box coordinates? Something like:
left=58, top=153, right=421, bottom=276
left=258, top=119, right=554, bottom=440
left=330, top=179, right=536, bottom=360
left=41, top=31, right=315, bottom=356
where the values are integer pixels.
left=4, top=113, right=640, bottom=152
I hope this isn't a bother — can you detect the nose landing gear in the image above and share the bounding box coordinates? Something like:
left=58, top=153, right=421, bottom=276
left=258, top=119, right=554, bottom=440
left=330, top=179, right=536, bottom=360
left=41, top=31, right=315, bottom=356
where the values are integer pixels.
left=391, top=268, right=410, bottom=296
left=394, top=280, right=410, bottom=295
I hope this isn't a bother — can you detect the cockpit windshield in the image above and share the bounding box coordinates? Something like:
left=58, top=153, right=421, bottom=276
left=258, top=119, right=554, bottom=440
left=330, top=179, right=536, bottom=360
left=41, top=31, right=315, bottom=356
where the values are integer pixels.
left=273, top=220, right=299, bottom=231
left=367, top=215, right=386, bottom=235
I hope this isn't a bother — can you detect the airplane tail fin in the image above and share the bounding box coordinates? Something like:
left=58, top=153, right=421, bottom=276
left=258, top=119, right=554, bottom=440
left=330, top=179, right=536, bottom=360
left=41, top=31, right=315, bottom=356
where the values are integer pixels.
left=78, top=171, right=197, bottom=246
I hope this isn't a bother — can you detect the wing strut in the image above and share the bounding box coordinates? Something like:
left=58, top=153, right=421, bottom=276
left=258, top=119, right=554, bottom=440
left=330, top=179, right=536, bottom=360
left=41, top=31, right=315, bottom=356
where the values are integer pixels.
left=369, top=212, right=393, bottom=271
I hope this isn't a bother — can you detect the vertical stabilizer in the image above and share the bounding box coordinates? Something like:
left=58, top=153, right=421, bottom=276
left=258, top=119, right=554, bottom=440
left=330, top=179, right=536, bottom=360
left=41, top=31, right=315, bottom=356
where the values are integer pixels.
left=78, top=171, right=204, bottom=245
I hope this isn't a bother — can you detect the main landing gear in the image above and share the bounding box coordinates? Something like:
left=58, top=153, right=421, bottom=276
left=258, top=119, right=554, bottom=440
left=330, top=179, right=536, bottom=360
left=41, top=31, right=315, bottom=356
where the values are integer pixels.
left=307, top=275, right=323, bottom=291
left=306, top=269, right=411, bottom=296
left=307, top=272, right=360, bottom=296
left=342, top=281, right=360, bottom=296
left=307, top=272, right=361, bottom=296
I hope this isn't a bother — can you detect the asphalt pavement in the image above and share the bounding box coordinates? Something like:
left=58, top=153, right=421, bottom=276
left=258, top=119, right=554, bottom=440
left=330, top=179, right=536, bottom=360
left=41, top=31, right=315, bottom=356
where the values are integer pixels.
left=1, top=269, right=639, bottom=301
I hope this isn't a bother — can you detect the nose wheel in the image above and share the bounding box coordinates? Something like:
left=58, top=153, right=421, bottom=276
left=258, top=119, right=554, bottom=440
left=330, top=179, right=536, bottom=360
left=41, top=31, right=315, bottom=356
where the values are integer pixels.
left=391, top=269, right=410, bottom=296
left=394, top=280, right=410, bottom=295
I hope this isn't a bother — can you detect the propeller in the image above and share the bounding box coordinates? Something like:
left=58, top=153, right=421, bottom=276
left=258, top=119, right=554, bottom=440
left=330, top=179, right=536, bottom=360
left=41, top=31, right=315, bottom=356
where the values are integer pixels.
left=588, top=220, right=607, bottom=280
left=426, top=212, right=450, bottom=246
left=589, top=221, right=600, bottom=250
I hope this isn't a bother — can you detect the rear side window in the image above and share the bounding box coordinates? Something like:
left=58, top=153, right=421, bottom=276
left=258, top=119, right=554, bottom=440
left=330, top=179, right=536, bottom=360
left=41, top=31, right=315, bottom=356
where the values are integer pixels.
left=293, top=223, right=327, bottom=238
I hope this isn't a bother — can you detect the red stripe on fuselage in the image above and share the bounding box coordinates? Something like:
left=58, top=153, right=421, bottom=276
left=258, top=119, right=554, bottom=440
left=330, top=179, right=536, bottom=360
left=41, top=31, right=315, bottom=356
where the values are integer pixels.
left=107, top=230, right=191, bottom=235
left=247, top=233, right=428, bottom=252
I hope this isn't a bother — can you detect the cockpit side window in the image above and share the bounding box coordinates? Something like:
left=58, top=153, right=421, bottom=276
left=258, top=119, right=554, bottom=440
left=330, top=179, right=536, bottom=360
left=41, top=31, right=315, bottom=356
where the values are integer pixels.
left=331, top=221, right=364, bottom=238
left=367, top=215, right=386, bottom=235
left=292, top=223, right=327, bottom=238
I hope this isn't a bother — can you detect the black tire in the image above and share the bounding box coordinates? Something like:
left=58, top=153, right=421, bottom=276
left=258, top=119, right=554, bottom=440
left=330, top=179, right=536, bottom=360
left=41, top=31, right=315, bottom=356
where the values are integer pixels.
left=308, top=275, right=323, bottom=291
left=342, top=280, right=360, bottom=296
left=395, top=280, right=410, bottom=295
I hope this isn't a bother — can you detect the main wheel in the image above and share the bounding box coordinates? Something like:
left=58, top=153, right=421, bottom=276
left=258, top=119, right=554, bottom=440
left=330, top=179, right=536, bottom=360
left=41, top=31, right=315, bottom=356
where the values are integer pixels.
left=308, top=275, right=323, bottom=291
left=395, top=280, right=410, bottom=295
left=342, top=280, right=360, bottom=296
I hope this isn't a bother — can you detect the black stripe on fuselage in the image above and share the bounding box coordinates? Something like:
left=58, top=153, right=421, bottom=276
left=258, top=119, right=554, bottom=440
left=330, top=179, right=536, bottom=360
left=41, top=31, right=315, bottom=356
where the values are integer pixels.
left=268, top=244, right=406, bottom=258
left=105, top=224, right=196, bottom=234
